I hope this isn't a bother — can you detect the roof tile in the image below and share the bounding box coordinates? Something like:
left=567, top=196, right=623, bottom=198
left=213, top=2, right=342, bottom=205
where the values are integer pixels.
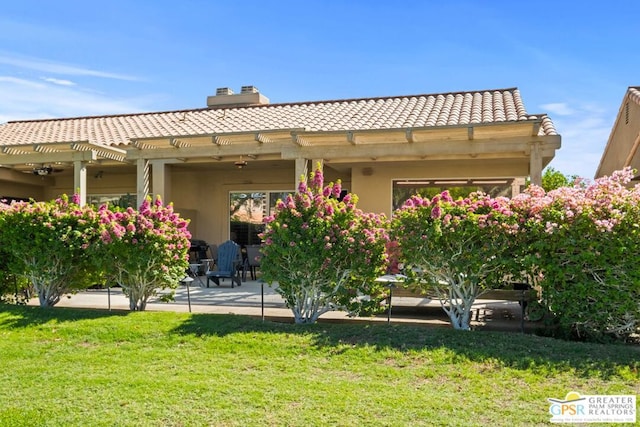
left=628, top=86, right=640, bottom=106
left=0, top=87, right=557, bottom=147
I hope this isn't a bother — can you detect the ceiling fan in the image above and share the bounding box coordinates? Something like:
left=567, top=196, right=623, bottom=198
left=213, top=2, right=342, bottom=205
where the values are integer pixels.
left=30, top=165, right=64, bottom=176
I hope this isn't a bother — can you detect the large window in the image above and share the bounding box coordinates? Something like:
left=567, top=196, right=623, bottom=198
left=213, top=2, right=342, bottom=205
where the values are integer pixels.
left=229, top=191, right=291, bottom=245
left=392, top=179, right=513, bottom=211
left=87, top=194, right=137, bottom=208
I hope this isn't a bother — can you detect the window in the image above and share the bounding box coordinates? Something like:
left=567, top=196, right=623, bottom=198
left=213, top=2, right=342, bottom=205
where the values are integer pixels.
left=87, top=194, right=137, bottom=208
left=229, top=191, right=291, bottom=245
left=392, top=179, right=513, bottom=211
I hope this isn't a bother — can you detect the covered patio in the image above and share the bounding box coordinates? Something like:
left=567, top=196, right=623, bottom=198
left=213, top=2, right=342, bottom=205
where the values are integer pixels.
left=0, top=86, right=560, bottom=244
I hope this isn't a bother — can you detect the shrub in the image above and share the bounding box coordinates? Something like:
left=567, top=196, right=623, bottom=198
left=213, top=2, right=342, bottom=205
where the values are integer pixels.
left=260, top=167, right=389, bottom=323
left=91, top=197, right=191, bottom=311
left=512, top=168, right=640, bottom=341
left=0, top=195, right=99, bottom=307
left=392, top=191, right=520, bottom=330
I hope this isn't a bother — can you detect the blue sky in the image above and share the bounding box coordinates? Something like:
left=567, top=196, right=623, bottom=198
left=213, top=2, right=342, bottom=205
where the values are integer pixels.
left=1, top=0, right=638, bottom=179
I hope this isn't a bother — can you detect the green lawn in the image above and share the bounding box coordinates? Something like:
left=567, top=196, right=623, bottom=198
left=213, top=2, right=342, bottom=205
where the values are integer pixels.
left=0, top=305, right=637, bottom=426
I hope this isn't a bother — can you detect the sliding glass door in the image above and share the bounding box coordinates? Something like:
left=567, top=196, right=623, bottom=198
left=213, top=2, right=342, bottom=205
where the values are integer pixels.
left=229, top=191, right=291, bottom=245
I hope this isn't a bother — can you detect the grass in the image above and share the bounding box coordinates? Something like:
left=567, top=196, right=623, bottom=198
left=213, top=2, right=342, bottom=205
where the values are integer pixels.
left=0, top=305, right=638, bottom=426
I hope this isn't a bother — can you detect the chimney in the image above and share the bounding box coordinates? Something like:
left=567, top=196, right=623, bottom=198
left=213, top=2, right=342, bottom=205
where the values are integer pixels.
left=216, top=87, right=234, bottom=96
left=241, top=85, right=258, bottom=94
left=207, top=86, right=270, bottom=108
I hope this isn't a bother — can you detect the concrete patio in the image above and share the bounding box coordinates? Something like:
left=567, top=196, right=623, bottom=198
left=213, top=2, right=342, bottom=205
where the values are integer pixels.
left=32, top=277, right=539, bottom=333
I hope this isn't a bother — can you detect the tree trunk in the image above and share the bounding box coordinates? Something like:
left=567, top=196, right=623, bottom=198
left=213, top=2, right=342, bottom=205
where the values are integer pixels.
left=436, top=276, right=478, bottom=331
left=36, top=282, right=61, bottom=307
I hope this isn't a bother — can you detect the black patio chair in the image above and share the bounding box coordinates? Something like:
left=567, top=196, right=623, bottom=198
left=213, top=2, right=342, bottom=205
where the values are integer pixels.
left=245, top=244, right=261, bottom=281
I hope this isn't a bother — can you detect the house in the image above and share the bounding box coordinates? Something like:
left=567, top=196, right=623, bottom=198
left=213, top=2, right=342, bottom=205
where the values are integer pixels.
left=0, top=86, right=560, bottom=245
left=596, top=86, right=640, bottom=179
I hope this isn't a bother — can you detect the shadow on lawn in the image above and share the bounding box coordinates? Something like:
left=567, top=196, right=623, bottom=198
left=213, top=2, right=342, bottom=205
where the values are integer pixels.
left=0, top=303, right=130, bottom=329
left=173, top=312, right=639, bottom=381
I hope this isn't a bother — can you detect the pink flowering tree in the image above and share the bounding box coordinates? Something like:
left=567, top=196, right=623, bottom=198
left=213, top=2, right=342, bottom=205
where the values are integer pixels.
left=512, top=168, right=640, bottom=341
left=92, top=197, right=191, bottom=311
left=0, top=195, right=100, bottom=307
left=392, top=191, right=520, bottom=330
left=259, top=167, right=390, bottom=324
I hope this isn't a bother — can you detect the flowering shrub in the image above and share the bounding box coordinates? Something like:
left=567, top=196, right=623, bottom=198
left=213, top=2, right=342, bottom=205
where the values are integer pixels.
left=392, top=191, right=519, bottom=330
left=0, top=238, right=31, bottom=305
left=92, top=197, right=191, bottom=311
left=512, top=168, right=640, bottom=341
left=0, top=195, right=100, bottom=307
left=260, top=167, right=390, bottom=323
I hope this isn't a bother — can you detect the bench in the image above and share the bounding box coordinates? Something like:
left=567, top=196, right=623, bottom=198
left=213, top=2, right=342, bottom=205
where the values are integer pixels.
left=386, top=283, right=539, bottom=332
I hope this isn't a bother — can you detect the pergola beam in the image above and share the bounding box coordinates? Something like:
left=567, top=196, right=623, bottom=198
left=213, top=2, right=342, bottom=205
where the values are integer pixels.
left=281, top=137, right=560, bottom=160
left=0, top=150, right=98, bottom=165
left=126, top=143, right=287, bottom=160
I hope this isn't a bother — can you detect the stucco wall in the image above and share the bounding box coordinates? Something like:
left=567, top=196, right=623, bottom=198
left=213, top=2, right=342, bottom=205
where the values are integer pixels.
left=598, top=100, right=640, bottom=177
left=0, top=181, right=45, bottom=201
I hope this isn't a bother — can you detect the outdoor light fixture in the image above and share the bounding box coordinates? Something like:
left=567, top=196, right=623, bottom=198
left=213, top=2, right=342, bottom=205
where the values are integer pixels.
left=234, top=158, right=248, bottom=169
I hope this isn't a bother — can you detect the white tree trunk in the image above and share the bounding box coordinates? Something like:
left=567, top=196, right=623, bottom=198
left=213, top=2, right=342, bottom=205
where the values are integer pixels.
left=278, top=272, right=348, bottom=324
left=432, top=273, right=478, bottom=331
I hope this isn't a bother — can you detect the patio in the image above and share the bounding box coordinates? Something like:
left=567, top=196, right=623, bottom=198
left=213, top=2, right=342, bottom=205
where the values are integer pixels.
left=40, top=279, right=537, bottom=332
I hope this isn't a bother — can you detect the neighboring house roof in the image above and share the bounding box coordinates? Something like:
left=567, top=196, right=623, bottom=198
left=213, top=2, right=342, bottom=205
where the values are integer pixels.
left=0, top=87, right=557, bottom=149
left=628, top=86, right=640, bottom=105
left=596, top=86, right=640, bottom=178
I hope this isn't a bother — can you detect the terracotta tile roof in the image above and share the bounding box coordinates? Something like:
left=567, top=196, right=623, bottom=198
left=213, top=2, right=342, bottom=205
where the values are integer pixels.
left=0, top=87, right=557, bottom=148
left=628, top=86, right=640, bottom=105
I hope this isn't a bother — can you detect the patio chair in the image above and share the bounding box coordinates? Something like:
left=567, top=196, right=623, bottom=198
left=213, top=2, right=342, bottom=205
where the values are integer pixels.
left=206, top=240, right=242, bottom=288
left=200, top=244, right=218, bottom=274
left=245, top=244, right=261, bottom=281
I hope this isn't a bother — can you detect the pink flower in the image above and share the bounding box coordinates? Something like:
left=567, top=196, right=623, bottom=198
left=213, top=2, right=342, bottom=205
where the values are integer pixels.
left=431, top=205, right=441, bottom=219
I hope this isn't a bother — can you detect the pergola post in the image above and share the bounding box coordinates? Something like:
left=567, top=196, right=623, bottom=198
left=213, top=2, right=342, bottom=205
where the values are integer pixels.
left=295, top=158, right=308, bottom=187
left=529, top=142, right=543, bottom=187
left=150, top=160, right=171, bottom=203
left=137, top=158, right=150, bottom=207
left=73, top=160, right=87, bottom=206
left=511, top=178, right=525, bottom=196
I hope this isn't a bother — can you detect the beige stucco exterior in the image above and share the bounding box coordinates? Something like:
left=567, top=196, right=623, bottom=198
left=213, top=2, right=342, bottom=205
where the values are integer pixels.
left=0, top=87, right=561, bottom=245
left=1, top=156, right=540, bottom=244
left=596, top=86, right=640, bottom=178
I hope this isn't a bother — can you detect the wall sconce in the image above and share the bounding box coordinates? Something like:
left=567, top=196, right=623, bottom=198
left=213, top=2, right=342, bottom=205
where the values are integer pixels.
left=94, top=171, right=104, bottom=179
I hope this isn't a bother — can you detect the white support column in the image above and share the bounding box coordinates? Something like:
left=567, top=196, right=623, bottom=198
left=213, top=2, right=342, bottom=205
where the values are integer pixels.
left=511, top=178, right=525, bottom=196
left=529, top=142, right=543, bottom=187
left=295, top=158, right=308, bottom=187
left=137, top=158, right=150, bottom=208
left=150, top=160, right=171, bottom=203
left=73, top=161, right=87, bottom=206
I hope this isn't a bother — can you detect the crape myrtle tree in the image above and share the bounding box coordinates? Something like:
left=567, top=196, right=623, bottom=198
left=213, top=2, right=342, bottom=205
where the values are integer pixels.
left=92, top=197, right=191, bottom=311
left=392, top=191, right=520, bottom=330
left=259, top=167, right=390, bottom=324
left=0, top=195, right=100, bottom=307
left=512, top=168, right=640, bottom=341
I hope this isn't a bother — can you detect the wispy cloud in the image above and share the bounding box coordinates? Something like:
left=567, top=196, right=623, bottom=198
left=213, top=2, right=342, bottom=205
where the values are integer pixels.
left=0, top=53, right=139, bottom=81
left=544, top=101, right=615, bottom=180
left=41, top=77, right=76, bottom=86
left=541, top=102, right=575, bottom=116
left=0, top=76, right=46, bottom=88
left=0, top=75, right=154, bottom=123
